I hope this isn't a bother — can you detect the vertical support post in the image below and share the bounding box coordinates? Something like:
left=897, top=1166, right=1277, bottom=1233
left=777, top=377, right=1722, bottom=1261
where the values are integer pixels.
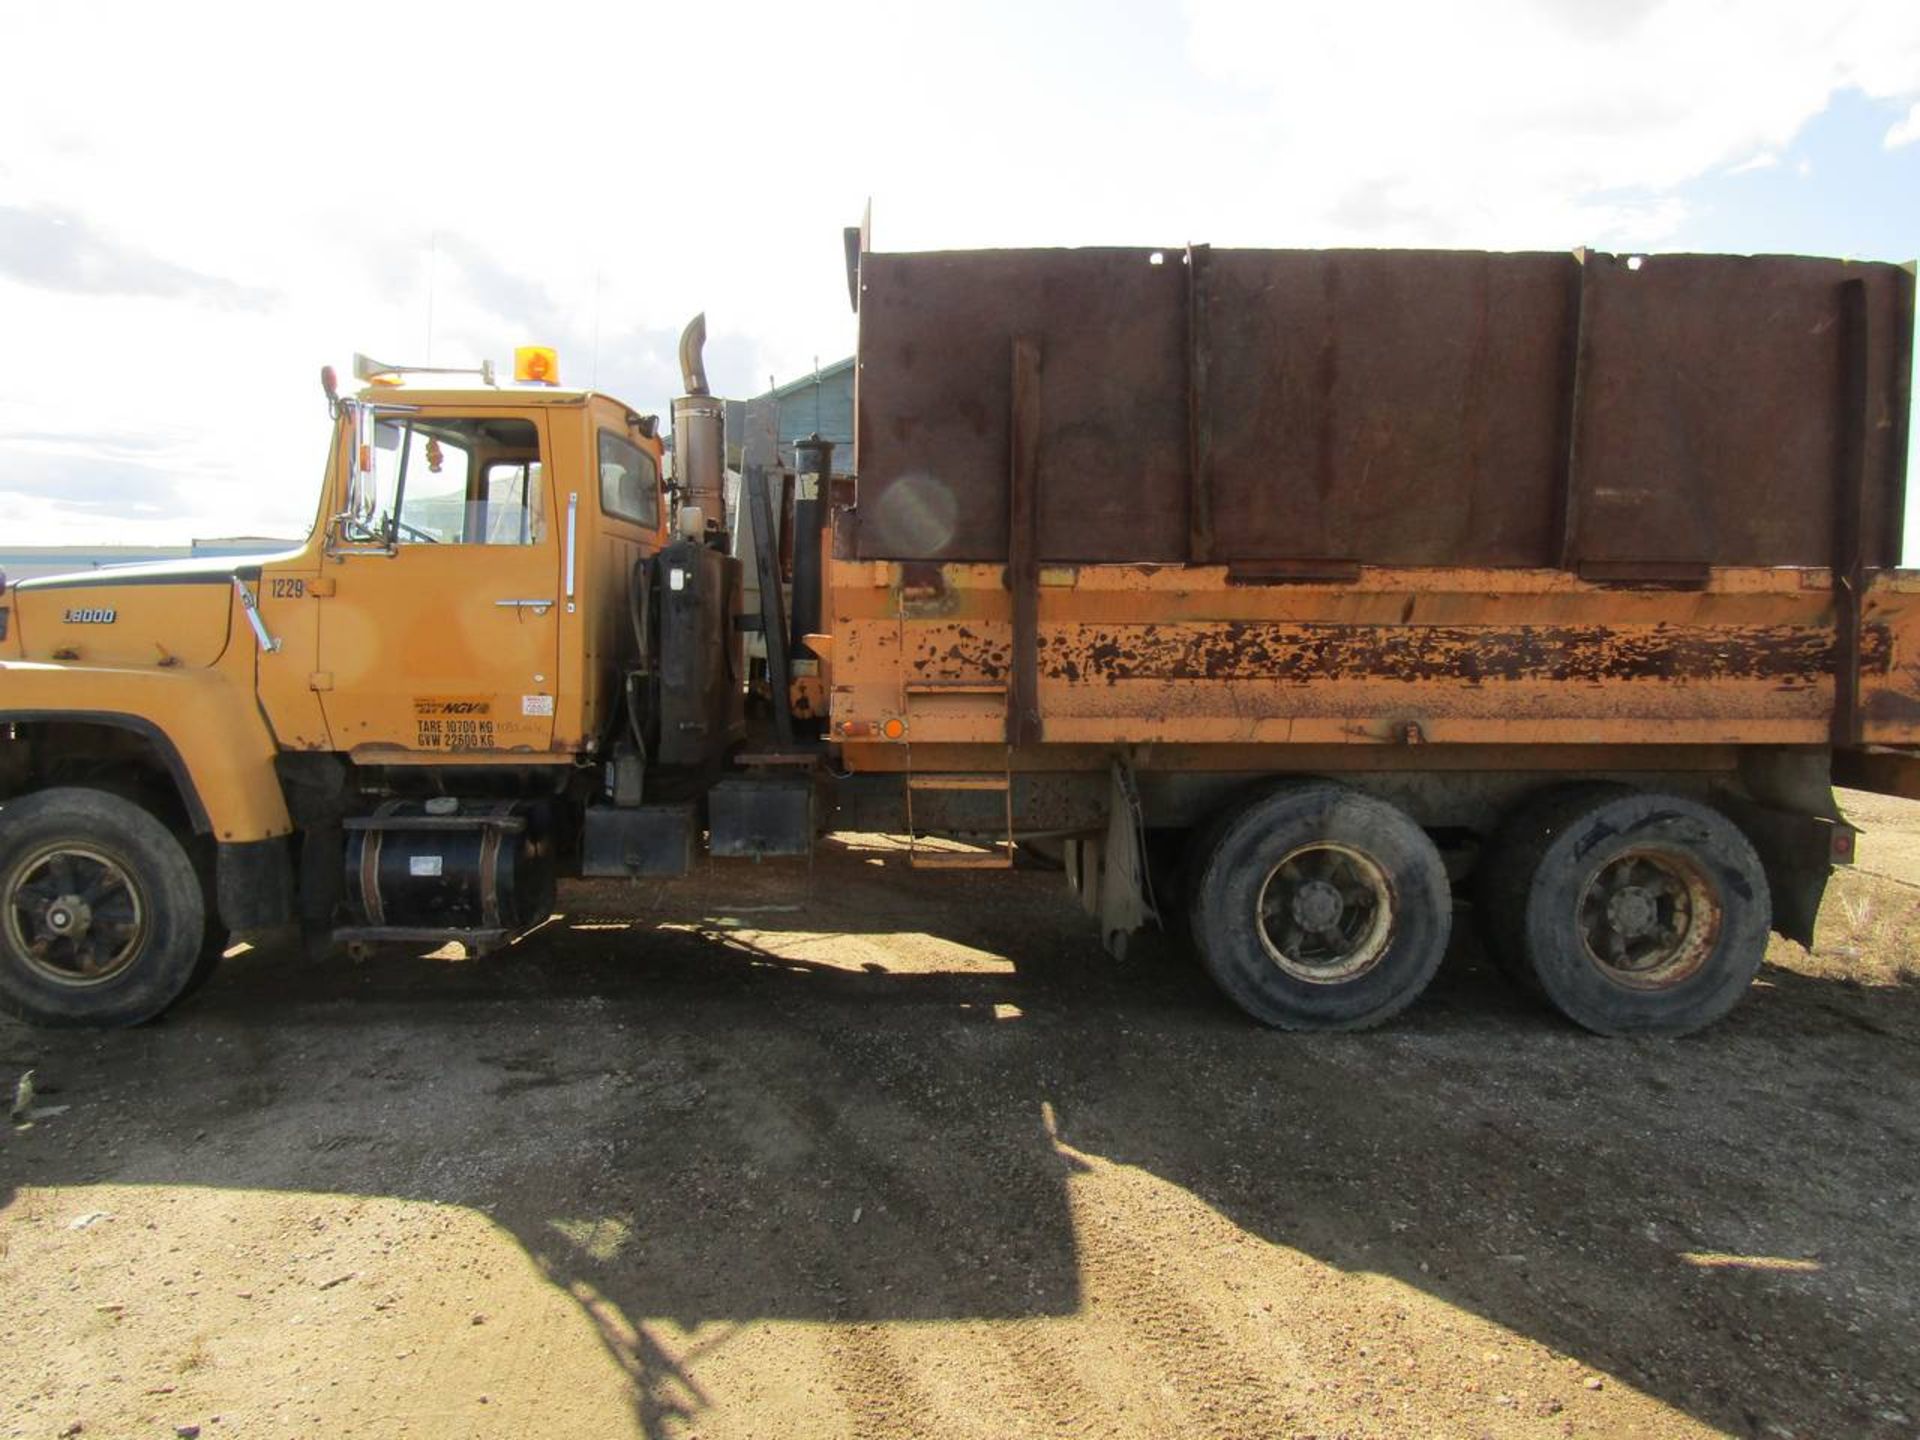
left=1007, top=336, right=1042, bottom=747
left=1832, top=278, right=1870, bottom=748
left=1554, top=250, right=1593, bottom=570
left=745, top=463, right=795, bottom=746
left=791, top=435, right=833, bottom=656
left=1186, top=244, right=1214, bottom=565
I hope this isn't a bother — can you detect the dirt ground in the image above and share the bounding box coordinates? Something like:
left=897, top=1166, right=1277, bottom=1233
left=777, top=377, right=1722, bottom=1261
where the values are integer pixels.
left=5, top=795, right=1920, bottom=1440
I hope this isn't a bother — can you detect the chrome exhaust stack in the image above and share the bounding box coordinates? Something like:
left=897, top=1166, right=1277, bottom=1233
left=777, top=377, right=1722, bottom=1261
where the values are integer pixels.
left=672, top=313, right=727, bottom=539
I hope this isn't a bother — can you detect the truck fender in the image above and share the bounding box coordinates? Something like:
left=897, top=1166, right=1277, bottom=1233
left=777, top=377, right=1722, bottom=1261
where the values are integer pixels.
left=0, top=661, right=292, bottom=842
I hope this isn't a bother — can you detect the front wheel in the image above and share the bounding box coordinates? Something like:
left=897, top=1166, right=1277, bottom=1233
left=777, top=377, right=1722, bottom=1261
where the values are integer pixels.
left=0, top=787, right=208, bottom=1027
left=1190, top=783, right=1451, bottom=1030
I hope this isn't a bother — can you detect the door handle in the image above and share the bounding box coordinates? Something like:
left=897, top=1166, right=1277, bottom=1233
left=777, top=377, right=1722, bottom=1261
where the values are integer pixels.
left=495, top=598, right=555, bottom=615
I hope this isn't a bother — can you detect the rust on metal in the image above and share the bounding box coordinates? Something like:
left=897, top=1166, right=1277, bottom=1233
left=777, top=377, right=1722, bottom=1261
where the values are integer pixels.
left=1185, top=243, right=1214, bottom=564
left=966, top=621, right=1892, bottom=688
left=872, top=598, right=1895, bottom=694
left=1576, top=560, right=1711, bottom=588
left=1833, top=277, right=1870, bottom=747
left=897, top=561, right=948, bottom=602
left=855, top=249, right=1188, bottom=563
left=840, top=244, right=1920, bottom=768
left=1555, top=252, right=1594, bottom=569
left=855, top=246, right=1914, bottom=571
left=1568, top=254, right=1904, bottom=569
left=1007, top=337, right=1043, bottom=745
left=1227, top=560, right=1363, bottom=586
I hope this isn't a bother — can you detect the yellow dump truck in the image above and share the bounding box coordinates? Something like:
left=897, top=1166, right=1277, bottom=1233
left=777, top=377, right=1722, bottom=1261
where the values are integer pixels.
left=2, top=238, right=1916, bottom=1036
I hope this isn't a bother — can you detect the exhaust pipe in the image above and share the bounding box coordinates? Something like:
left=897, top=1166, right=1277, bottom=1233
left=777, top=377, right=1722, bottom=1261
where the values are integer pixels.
left=677, top=312, right=710, bottom=396
left=672, top=313, right=725, bottom=537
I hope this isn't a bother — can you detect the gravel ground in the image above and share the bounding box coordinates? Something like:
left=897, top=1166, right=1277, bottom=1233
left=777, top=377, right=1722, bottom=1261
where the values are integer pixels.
left=4, top=799, right=1919, bottom=1440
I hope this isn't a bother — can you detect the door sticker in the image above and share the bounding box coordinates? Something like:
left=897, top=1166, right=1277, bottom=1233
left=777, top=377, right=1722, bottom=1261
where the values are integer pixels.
left=413, top=696, right=495, bottom=749
left=522, top=694, right=555, bottom=717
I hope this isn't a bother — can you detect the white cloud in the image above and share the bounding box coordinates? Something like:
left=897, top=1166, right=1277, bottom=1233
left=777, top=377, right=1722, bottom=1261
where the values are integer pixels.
left=1727, top=152, right=1780, bottom=174
left=1889, top=100, right=1920, bottom=147
left=0, top=0, right=1916, bottom=543
left=1179, top=0, right=1920, bottom=245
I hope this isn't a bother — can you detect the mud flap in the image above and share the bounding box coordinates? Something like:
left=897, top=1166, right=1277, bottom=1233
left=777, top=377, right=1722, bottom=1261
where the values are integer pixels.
left=1064, top=761, right=1160, bottom=960
left=216, top=835, right=295, bottom=934
left=1715, top=793, right=1851, bottom=949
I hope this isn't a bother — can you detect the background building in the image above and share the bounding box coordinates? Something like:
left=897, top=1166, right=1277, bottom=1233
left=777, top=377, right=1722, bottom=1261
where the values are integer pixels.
left=711, top=358, right=854, bottom=475
left=0, top=537, right=302, bottom=582
left=755, top=357, right=854, bottom=471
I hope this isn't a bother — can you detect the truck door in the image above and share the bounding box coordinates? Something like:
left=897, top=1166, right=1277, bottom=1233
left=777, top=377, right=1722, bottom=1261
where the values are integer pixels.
left=316, top=409, right=561, bottom=755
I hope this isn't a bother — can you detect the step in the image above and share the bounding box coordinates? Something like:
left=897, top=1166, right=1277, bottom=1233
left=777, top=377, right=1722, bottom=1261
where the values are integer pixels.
left=332, top=926, right=510, bottom=945
left=342, top=813, right=526, bottom=833
left=907, top=773, right=1011, bottom=792
left=903, top=681, right=1008, bottom=696
left=733, top=749, right=824, bottom=768
left=909, top=850, right=1015, bottom=871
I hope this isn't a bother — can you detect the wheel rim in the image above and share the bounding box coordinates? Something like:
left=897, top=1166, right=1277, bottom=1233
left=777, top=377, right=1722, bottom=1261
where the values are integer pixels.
left=1576, top=846, right=1720, bottom=990
left=4, top=843, right=148, bottom=987
left=1255, top=843, right=1395, bottom=984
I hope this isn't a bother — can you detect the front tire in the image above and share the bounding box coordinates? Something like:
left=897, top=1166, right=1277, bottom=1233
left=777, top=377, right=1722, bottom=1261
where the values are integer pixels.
left=1190, top=783, right=1451, bottom=1030
left=0, top=788, right=208, bottom=1027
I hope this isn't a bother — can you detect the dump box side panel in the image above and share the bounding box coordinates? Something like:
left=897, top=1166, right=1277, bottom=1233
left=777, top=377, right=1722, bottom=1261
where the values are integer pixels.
left=1203, top=249, right=1573, bottom=567
left=1571, top=254, right=1913, bottom=570
left=826, top=563, right=1898, bottom=754
left=854, top=249, right=1188, bottom=564
left=852, top=247, right=1914, bottom=572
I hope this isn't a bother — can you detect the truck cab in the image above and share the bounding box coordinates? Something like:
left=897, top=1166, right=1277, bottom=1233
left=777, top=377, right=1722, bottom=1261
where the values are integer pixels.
left=256, top=377, right=667, bottom=762
left=0, top=345, right=746, bottom=1026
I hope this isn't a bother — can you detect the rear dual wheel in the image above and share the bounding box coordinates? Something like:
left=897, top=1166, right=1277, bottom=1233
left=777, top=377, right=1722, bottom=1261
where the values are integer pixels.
left=1478, top=786, right=1770, bottom=1036
left=1190, top=783, right=1450, bottom=1030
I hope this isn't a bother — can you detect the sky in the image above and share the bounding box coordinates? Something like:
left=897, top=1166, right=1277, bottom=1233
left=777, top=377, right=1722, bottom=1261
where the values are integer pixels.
left=1, top=0, right=1917, bottom=553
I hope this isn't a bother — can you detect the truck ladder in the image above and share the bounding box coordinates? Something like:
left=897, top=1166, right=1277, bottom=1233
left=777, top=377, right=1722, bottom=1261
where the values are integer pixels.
left=900, top=680, right=1015, bottom=869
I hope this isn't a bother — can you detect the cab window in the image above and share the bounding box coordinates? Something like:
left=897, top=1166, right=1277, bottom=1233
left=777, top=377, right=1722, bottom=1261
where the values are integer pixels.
left=598, top=428, right=660, bottom=528
left=479, top=461, right=546, bottom=544
left=372, top=417, right=545, bottom=545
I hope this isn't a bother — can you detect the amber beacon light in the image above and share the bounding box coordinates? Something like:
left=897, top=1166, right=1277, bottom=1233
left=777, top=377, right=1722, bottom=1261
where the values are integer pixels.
left=514, top=346, right=559, bottom=384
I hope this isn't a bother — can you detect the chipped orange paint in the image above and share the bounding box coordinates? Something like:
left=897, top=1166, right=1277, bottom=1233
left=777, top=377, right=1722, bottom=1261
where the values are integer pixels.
left=826, top=558, right=1920, bottom=769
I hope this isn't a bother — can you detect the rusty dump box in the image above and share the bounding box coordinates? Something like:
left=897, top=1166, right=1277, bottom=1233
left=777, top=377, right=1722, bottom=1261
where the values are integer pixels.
left=828, top=246, right=1920, bottom=767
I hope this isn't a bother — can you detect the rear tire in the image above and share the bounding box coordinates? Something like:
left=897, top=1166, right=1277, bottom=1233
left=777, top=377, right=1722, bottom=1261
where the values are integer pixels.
left=1190, top=782, right=1450, bottom=1030
left=0, top=788, right=208, bottom=1027
left=1483, top=787, right=1769, bottom=1036
left=1476, top=783, right=1631, bottom=995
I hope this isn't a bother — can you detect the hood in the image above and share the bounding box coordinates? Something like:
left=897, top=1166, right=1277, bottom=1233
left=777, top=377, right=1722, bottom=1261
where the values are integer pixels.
left=6, top=557, right=254, bottom=669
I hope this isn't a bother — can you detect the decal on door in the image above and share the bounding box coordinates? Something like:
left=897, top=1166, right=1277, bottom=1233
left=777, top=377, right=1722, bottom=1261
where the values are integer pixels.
left=413, top=696, right=495, bottom=750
